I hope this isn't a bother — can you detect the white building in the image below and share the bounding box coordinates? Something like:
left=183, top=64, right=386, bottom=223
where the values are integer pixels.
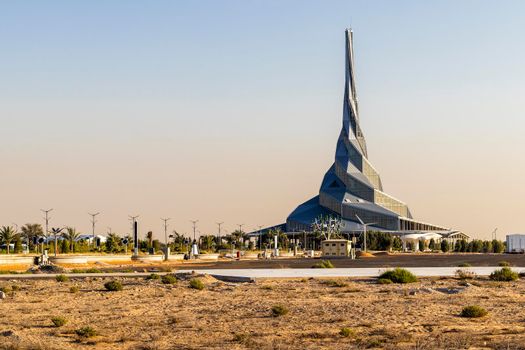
left=506, top=234, right=525, bottom=253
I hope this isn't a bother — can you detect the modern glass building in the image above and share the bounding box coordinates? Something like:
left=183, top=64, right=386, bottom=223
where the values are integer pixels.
left=286, top=29, right=450, bottom=234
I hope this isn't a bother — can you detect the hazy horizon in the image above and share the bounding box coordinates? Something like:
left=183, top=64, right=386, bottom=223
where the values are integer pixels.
left=2, top=1, right=524, bottom=241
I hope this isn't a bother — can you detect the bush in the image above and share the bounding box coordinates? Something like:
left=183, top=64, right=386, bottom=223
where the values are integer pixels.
left=146, top=273, right=160, bottom=280
left=11, top=285, right=20, bottom=292
left=378, top=268, right=417, bottom=284
left=51, top=316, right=68, bottom=327
left=0, top=286, right=11, bottom=293
left=271, top=305, right=289, bottom=317
left=377, top=278, right=393, bottom=285
left=161, top=274, right=177, bottom=285
left=104, top=280, right=123, bottom=291
left=323, top=280, right=348, bottom=288
left=312, top=260, right=334, bottom=268
left=75, top=326, right=97, bottom=338
left=55, top=274, right=69, bottom=282
left=490, top=267, right=518, bottom=281
left=460, top=305, right=488, bottom=318
left=339, top=327, right=355, bottom=337
left=455, top=269, right=476, bottom=280
left=189, top=278, right=205, bottom=290
left=69, top=286, right=80, bottom=293
left=498, top=261, right=510, bottom=267
left=458, top=262, right=471, bottom=267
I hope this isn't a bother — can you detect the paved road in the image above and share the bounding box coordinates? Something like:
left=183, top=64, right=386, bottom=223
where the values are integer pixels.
left=177, top=266, right=525, bottom=279
left=1, top=266, right=524, bottom=281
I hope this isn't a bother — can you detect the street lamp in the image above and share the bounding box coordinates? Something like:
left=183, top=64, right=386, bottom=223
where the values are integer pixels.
left=355, top=215, right=376, bottom=253
left=161, top=218, right=171, bottom=261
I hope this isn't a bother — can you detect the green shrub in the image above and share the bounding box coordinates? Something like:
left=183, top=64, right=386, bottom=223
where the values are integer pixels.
left=312, top=260, right=334, bottom=268
left=0, top=286, right=12, bottom=293
left=339, top=327, right=355, bottom=337
left=271, top=305, right=289, bottom=317
left=455, top=269, right=476, bottom=280
left=377, top=278, right=393, bottom=285
left=460, top=305, right=488, bottom=318
left=498, top=261, right=510, bottom=267
left=189, top=278, right=205, bottom=290
left=458, top=262, right=471, bottom=267
left=11, top=285, right=20, bottom=292
left=161, top=274, right=177, bottom=285
left=323, top=280, right=348, bottom=287
left=378, top=268, right=417, bottom=284
left=51, top=316, right=68, bottom=327
left=104, top=280, right=123, bottom=291
left=146, top=273, right=160, bottom=280
left=75, top=326, right=97, bottom=338
left=490, top=267, right=518, bottom=281
left=55, top=274, right=69, bottom=282
left=70, top=286, right=80, bottom=293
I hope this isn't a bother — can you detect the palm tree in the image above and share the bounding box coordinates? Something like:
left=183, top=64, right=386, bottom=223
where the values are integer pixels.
left=146, top=231, right=153, bottom=249
left=62, top=227, right=81, bottom=252
left=20, top=223, right=44, bottom=252
left=0, top=226, right=19, bottom=254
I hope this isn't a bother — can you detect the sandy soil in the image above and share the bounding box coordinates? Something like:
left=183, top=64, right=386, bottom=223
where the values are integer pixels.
left=1, top=273, right=525, bottom=350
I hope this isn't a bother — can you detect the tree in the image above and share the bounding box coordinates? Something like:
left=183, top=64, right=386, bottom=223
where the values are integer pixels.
left=429, top=239, right=436, bottom=251
left=13, top=235, right=23, bottom=253
left=230, top=230, right=245, bottom=249
left=392, top=236, right=403, bottom=251
left=492, top=239, right=505, bottom=253
left=105, top=233, right=121, bottom=253
left=0, top=226, right=18, bottom=254
left=454, top=240, right=461, bottom=252
left=418, top=240, right=425, bottom=252
left=441, top=239, right=449, bottom=252
left=62, top=227, right=81, bottom=252
left=482, top=240, right=492, bottom=253
left=20, top=224, right=43, bottom=252
left=459, top=239, right=468, bottom=252
left=146, top=231, right=153, bottom=249
left=200, top=235, right=216, bottom=251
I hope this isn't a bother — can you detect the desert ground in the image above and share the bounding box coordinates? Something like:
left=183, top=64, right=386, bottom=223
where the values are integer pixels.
left=1, top=271, right=525, bottom=350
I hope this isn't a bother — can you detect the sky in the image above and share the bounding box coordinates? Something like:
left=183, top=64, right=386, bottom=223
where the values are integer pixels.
left=1, top=0, right=524, bottom=240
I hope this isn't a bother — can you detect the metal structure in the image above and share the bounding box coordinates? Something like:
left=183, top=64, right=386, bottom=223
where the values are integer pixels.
left=88, top=212, right=100, bottom=247
left=286, top=29, right=449, bottom=234
left=161, top=217, right=171, bottom=260
left=40, top=208, right=53, bottom=247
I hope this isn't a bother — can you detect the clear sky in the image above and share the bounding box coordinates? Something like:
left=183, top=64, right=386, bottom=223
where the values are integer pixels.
left=1, top=1, right=524, bottom=240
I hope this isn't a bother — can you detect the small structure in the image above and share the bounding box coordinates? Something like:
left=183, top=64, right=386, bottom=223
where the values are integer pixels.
left=506, top=234, right=525, bottom=253
left=321, top=239, right=354, bottom=258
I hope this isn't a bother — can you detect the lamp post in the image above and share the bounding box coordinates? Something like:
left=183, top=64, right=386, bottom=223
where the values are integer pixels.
left=88, top=212, right=100, bottom=249
left=161, top=218, right=171, bottom=261
left=41, top=208, right=53, bottom=251
left=216, top=222, right=223, bottom=246
left=355, top=215, right=376, bottom=253
left=190, top=220, right=198, bottom=257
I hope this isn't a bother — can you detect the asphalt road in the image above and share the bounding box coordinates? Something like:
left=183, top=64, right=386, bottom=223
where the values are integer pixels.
left=181, top=253, right=525, bottom=269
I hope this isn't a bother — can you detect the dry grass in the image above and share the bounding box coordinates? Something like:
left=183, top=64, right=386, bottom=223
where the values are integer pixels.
left=0, top=276, right=525, bottom=349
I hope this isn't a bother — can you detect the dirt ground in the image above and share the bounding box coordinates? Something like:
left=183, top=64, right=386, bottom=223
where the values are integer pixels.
left=1, top=273, right=525, bottom=350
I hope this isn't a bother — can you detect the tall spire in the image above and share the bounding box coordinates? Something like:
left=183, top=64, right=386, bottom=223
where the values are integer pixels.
left=343, top=28, right=367, bottom=158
